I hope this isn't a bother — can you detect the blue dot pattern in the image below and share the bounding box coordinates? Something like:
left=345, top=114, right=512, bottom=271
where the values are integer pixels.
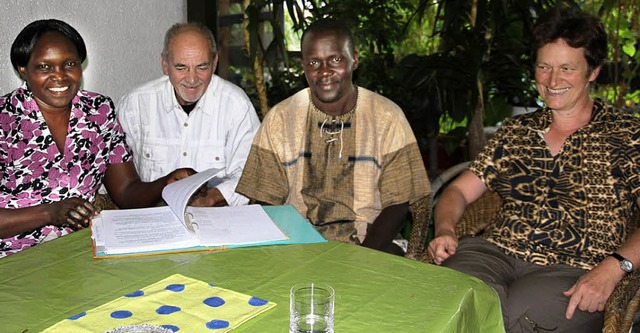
left=156, top=305, right=182, bottom=315
left=125, top=290, right=144, bottom=297
left=110, top=310, right=133, bottom=319
left=68, top=312, right=86, bottom=320
left=203, top=296, right=226, bottom=307
left=248, top=297, right=268, bottom=306
left=165, top=284, right=185, bottom=292
left=162, top=324, right=180, bottom=332
left=206, top=319, right=230, bottom=329
left=48, top=275, right=276, bottom=332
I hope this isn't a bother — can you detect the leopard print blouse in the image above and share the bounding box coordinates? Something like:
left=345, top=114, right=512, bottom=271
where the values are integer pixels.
left=470, top=99, right=640, bottom=270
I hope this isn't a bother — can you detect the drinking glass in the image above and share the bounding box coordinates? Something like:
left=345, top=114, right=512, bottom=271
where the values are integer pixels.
left=289, top=282, right=335, bottom=333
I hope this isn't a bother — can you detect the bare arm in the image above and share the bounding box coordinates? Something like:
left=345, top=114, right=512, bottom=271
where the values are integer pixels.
left=0, top=198, right=96, bottom=238
left=564, top=197, right=640, bottom=319
left=0, top=162, right=194, bottom=239
left=103, top=161, right=195, bottom=209
left=428, top=170, right=487, bottom=264
left=362, top=202, right=409, bottom=252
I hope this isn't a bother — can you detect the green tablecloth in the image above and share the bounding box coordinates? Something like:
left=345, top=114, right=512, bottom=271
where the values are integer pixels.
left=0, top=229, right=504, bottom=332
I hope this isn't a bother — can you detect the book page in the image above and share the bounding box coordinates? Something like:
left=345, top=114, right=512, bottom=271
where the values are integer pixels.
left=98, top=207, right=199, bottom=254
left=188, top=205, right=288, bottom=246
left=162, top=167, right=223, bottom=232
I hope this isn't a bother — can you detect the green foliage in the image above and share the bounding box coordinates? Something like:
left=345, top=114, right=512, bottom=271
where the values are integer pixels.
left=243, top=0, right=640, bottom=158
left=589, top=0, right=640, bottom=109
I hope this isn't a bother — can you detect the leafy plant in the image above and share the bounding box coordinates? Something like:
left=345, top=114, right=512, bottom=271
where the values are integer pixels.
left=238, top=0, right=640, bottom=173
left=591, top=0, right=640, bottom=112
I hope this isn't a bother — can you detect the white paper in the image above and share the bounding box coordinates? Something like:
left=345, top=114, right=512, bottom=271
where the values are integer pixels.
left=98, top=207, right=199, bottom=254
left=93, top=168, right=288, bottom=256
left=162, top=167, right=224, bottom=231
left=189, top=205, right=288, bottom=245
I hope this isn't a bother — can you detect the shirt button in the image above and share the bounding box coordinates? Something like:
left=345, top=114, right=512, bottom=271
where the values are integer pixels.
left=183, top=122, right=188, bottom=127
left=145, top=153, right=150, bottom=158
left=215, top=157, right=220, bottom=161
left=183, top=152, right=187, bottom=156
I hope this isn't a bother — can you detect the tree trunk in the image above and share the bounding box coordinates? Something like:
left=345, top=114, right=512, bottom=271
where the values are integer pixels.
left=468, top=80, right=486, bottom=159
left=243, top=1, right=270, bottom=118
left=467, top=0, right=486, bottom=159
left=217, top=0, right=230, bottom=80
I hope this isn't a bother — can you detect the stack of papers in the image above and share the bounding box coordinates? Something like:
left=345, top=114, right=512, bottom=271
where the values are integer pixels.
left=91, top=167, right=326, bottom=258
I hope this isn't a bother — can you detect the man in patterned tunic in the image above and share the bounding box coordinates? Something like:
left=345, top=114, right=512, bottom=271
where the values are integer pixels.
left=428, top=7, right=640, bottom=332
left=236, top=18, right=430, bottom=254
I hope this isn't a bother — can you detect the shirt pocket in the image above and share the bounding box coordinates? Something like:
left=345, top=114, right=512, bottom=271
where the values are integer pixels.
left=196, top=142, right=226, bottom=170
left=140, top=144, right=171, bottom=179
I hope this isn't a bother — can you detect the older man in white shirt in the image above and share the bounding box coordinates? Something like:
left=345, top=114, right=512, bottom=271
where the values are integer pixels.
left=117, top=22, right=259, bottom=207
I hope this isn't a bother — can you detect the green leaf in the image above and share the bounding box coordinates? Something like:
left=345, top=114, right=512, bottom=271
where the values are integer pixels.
left=622, top=43, right=636, bottom=58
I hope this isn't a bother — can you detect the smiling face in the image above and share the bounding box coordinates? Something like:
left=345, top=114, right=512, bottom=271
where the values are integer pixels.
left=301, top=29, right=358, bottom=110
left=18, top=31, right=82, bottom=114
left=535, top=39, right=600, bottom=113
left=162, top=29, right=217, bottom=106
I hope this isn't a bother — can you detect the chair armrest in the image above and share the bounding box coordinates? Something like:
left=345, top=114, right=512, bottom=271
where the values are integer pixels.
left=455, top=191, right=501, bottom=237
left=419, top=191, right=501, bottom=263
left=94, top=193, right=119, bottom=211
left=405, top=196, right=432, bottom=260
left=603, top=269, right=640, bottom=333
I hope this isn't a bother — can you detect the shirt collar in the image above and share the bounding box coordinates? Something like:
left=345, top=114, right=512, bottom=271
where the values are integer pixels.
left=521, top=99, right=606, bottom=134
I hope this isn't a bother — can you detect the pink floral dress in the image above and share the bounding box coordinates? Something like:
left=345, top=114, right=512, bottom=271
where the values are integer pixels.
left=0, top=84, right=131, bottom=257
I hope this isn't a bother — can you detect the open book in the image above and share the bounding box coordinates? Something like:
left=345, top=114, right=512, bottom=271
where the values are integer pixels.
left=91, top=168, right=304, bottom=258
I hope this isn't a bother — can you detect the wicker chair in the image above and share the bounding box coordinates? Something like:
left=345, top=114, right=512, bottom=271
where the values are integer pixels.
left=405, top=195, right=432, bottom=260
left=93, top=192, right=119, bottom=211
left=422, top=162, right=640, bottom=333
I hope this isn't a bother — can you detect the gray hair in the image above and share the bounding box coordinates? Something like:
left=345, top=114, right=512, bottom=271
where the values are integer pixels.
left=161, top=22, right=218, bottom=60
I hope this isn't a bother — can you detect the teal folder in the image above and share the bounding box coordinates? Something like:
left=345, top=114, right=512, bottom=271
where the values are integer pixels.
left=230, top=205, right=327, bottom=247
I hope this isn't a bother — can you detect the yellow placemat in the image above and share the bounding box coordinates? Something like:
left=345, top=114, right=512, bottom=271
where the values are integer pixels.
left=42, top=274, right=276, bottom=332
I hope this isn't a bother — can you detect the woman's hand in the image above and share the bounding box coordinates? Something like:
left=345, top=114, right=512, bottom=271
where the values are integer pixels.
left=563, top=256, right=625, bottom=319
left=48, top=198, right=97, bottom=230
left=427, top=230, right=459, bottom=265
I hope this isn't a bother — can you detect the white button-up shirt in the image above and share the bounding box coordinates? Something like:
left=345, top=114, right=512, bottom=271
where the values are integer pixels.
left=116, top=75, right=260, bottom=206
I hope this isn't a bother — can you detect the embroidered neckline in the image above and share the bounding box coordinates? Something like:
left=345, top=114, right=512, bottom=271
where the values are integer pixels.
left=308, top=87, right=358, bottom=121
left=308, top=88, right=358, bottom=159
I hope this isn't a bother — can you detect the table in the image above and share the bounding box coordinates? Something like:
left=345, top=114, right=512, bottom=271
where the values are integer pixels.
left=0, top=229, right=504, bottom=332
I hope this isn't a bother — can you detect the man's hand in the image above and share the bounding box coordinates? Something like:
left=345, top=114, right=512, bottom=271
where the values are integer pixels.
left=165, top=168, right=198, bottom=185
left=427, top=230, right=458, bottom=265
left=563, top=257, right=624, bottom=319
left=189, top=187, right=228, bottom=207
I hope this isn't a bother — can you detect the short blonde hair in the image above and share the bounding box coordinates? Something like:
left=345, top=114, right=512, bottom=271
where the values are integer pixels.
left=161, top=22, right=217, bottom=60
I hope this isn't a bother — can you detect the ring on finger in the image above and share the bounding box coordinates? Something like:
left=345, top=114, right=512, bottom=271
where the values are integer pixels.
left=68, top=210, right=81, bottom=220
left=76, top=205, right=88, bottom=215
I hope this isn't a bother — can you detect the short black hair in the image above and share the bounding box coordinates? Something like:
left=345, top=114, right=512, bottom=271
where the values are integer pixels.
left=532, top=6, right=607, bottom=72
left=301, top=17, right=356, bottom=55
left=11, top=19, right=87, bottom=72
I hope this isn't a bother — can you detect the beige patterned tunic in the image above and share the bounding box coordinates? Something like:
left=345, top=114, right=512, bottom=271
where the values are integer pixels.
left=470, top=100, right=640, bottom=270
left=236, top=87, right=430, bottom=243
